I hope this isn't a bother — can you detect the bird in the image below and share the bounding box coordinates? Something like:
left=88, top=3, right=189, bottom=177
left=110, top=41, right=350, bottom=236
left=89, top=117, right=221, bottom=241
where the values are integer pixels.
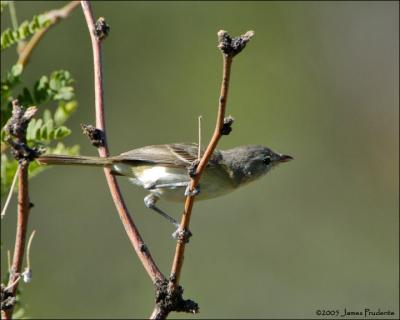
left=37, top=143, right=292, bottom=235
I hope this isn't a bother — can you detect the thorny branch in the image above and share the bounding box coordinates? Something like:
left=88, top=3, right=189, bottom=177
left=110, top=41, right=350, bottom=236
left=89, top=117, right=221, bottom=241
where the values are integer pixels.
left=1, top=100, right=39, bottom=319
left=80, top=1, right=164, bottom=284
left=150, top=30, right=254, bottom=319
left=1, top=3, right=79, bottom=317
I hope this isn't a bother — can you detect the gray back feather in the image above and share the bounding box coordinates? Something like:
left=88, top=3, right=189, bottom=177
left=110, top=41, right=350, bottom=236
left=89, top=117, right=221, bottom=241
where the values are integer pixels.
left=112, top=143, right=222, bottom=168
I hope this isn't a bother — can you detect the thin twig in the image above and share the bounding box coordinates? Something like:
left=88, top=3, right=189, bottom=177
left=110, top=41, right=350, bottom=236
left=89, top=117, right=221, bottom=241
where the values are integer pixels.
left=25, top=229, right=36, bottom=270
left=17, top=1, right=80, bottom=67
left=197, top=116, right=202, bottom=160
left=1, top=100, right=37, bottom=319
left=150, top=30, right=254, bottom=319
left=80, top=1, right=164, bottom=284
left=7, top=250, right=11, bottom=273
left=2, top=162, right=30, bottom=319
left=3, top=276, right=21, bottom=293
left=169, top=53, right=233, bottom=289
left=8, top=1, right=18, bottom=30
left=1, top=165, right=20, bottom=219
left=8, top=0, right=26, bottom=54
left=20, top=229, right=36, bottom=284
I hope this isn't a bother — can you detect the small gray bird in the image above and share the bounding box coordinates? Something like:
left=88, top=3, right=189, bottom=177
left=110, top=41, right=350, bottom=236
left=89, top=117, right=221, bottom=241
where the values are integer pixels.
left=37, top=143, right=292, bottom=230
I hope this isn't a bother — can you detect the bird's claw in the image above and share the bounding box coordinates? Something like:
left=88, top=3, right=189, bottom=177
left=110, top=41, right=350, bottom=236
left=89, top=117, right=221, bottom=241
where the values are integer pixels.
left=172, top=227, right=192, bottom=243
left=184, top=185, right=200, bottom=197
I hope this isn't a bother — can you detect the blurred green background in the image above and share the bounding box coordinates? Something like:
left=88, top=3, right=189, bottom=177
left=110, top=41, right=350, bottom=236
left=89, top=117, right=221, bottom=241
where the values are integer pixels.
left=1, top=1, right=398, bottom=319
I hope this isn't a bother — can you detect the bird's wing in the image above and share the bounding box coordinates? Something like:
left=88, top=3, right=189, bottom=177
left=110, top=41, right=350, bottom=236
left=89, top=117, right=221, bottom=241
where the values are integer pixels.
left=112, top=143, right=221, bottom=168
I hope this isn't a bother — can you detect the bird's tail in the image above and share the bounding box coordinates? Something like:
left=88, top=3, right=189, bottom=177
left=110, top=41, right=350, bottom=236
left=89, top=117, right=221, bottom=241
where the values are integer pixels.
left=37, top=154, right=114, bottom=167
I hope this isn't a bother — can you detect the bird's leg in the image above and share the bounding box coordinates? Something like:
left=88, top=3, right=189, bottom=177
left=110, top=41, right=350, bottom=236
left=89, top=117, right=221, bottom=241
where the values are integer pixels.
left=144, top=194, right=179, bottom=227
left=144, top=194, right=192, bottom=242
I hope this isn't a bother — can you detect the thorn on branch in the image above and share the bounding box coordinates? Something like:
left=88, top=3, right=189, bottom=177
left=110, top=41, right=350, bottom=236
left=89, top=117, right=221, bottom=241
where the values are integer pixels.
left=172, top=227, right=193, bottom=244
left=140, top=243, right=148, bottom=253
left=187, top=159, right=200, bottom=178
left=154, top=279, right=199, bottom=316
left=94, top=17, right=110, bottom=40
left=221, top=115, right=235, bottom=135
left=0, top=284, right=16, bottom=311
left=81, top=124, right=106, bottom=147
left=4, top=100, right=42, bottom=163
left=217, top=30, right=254, bottom=57
left=169, top=273, right=177, bottom=284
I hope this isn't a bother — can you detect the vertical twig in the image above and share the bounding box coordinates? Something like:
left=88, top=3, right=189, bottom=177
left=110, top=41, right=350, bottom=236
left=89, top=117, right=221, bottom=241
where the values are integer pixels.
left=197, top=116, right=202, bottom=160
left=1, top=3, right=86, bottom=316
left=8, top=0, right=26, bottom=55
left=168, top=53, right=233, bottom=289
left=8, top=1, right=19, bottom=30
left=1, top=100, right=38, bottom=319
left=25, top=230, right=36, bottom=272
left=2, top=164, right=29, bottom=320
left=151, top=30, right=254, bottom=319
left=7, top=163, right=29, bottom=286
left=80, top=1, right=164, bottom=284
left=7, top=250, right=11, bottom=273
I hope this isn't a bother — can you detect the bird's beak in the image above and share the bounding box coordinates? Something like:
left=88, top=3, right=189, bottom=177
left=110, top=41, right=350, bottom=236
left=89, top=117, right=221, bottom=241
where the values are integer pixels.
left=278, top=154, right=293, bottom=162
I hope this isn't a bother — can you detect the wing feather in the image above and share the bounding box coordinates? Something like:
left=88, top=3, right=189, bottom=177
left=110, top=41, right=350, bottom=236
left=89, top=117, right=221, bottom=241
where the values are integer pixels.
left=111, top=143, right=221, bottom=168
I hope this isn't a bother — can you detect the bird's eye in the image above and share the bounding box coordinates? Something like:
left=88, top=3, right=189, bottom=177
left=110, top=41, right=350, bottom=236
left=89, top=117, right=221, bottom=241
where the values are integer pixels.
left=263, top=157, right=271, bottom=165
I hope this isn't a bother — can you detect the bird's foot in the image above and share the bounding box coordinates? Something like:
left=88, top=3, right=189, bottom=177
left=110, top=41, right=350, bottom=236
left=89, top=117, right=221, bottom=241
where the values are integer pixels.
left=184, top=185, right=200, bottom=197
left=172, top=227, right=192, bottom=243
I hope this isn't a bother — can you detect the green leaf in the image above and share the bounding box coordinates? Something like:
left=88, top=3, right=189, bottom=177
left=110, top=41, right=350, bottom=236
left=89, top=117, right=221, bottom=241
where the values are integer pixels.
left=26, top=116, right=72, bottom=143
left=33, top=75, right=49, bottom=104
left=26, top=118, right=43, bottom=141
left=11, top=64, right=23, bottom=78
left=43, top=109, right=52, bottom=123
left=45, top=118, right=54, bottom=133
left=53, top=126, right=71, bottom=139
left=1, top=64, right=23, bottom=107
left=53, top=86, right=74, bottom=100
left=39, top=124, right=48, bottom=140
left=1, top=63, right=79, bottom=199
left=1, top=14, right=52, bottom=50
left=32, top=71, right=75, bottom=104
left=12, top=307, right=28, bottom=320
left=1, top=127, right=6, bottom=142
left=54, top=100, right=77, bottom=125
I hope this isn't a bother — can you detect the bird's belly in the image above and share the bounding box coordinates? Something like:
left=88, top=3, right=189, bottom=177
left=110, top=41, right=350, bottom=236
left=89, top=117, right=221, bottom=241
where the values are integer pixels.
left=154, top=168, right=236, bottom=202
left=156, top=186, right=234, bottom=202
left=115, top=163, right=237, bottom=202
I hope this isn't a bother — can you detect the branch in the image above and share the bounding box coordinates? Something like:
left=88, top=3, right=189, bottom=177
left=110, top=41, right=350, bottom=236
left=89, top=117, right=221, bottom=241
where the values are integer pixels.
left=80, top=1, right=164, bottom=284
left=1, top=100, right=38, bottom=319
left=168, top=53, right=232, bottom=281
left=1, top=165, right=28, bottom=320
left=17, top=1, right=80, bottom=67
left=151, top=30, right=254, bottom=319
